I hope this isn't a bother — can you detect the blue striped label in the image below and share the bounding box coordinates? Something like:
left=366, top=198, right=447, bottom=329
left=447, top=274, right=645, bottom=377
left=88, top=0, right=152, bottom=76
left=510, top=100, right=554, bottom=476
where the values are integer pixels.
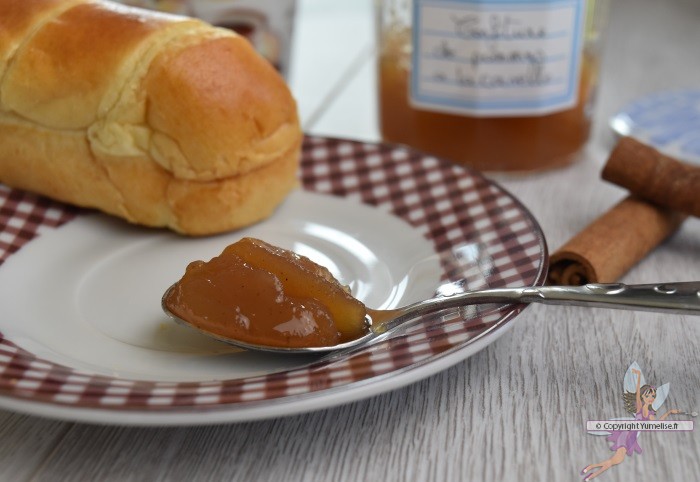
left=410, top=0, right=585, bottom=116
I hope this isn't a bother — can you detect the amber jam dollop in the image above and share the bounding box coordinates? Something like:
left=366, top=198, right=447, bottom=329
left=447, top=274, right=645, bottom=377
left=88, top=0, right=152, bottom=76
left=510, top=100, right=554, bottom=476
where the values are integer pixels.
left=164, top=238, right=369, bottom=348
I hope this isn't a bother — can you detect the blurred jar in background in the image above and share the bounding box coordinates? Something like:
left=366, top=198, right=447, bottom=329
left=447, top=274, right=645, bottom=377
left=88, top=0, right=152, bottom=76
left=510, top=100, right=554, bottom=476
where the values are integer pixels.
left=115, top=0, right=296, bottom=77
left=377, top=0, right=610, bottom=172
left=189, top=0, right=295, bottom=77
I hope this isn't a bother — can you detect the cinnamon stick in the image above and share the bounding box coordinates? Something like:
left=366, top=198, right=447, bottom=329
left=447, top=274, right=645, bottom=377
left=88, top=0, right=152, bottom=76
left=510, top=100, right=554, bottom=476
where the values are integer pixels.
left=602, top=137, right=700, bottom=217
left=548, top=197, right=686, bottom=285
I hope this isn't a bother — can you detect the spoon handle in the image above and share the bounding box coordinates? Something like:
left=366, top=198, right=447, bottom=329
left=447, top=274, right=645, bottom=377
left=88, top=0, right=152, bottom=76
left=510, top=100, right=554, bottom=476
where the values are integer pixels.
left=381, top=282, right=700, bottom=332
left=518, top=282, right=700, bottom=315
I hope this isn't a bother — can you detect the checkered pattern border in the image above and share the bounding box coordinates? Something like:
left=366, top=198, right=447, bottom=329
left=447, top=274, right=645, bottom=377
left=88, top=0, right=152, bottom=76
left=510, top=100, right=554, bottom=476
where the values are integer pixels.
left=0, top=136, right=547, bottom=414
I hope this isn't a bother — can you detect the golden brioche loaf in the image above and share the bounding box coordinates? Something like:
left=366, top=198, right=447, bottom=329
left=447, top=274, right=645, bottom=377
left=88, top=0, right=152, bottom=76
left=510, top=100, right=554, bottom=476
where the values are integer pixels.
left=0, top=0, right=301, bottom=235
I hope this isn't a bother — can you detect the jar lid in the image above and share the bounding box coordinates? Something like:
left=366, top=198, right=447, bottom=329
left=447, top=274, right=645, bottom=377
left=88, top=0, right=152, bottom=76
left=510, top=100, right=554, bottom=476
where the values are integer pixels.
left=609, top=89, right=700, bottom=165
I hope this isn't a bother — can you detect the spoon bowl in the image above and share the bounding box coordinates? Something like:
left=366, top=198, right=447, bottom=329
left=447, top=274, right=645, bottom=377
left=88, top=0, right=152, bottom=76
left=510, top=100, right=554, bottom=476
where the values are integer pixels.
left=163, top=281, right=700, bottom=354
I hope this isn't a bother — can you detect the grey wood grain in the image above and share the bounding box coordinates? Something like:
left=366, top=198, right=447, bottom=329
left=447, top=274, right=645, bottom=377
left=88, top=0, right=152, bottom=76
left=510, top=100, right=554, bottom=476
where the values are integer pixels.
left=0, top=412, right=70, bottom=481
left=1, top=0, right=699, bottom=481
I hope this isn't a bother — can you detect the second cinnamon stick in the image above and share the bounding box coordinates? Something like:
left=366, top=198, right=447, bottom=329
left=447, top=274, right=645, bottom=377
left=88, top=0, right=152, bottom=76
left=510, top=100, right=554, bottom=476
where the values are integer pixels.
left=548, top=196, right=686, bottom=285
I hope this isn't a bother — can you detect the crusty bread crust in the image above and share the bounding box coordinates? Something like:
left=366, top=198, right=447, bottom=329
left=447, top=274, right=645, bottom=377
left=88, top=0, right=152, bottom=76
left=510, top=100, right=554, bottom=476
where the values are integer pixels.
left=0, top=0, right=301, bottom=235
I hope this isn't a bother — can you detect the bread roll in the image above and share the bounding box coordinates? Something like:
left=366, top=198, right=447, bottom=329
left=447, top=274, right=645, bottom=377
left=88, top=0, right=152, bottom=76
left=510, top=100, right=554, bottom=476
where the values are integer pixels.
left=0, top=0, right=301, bottom=235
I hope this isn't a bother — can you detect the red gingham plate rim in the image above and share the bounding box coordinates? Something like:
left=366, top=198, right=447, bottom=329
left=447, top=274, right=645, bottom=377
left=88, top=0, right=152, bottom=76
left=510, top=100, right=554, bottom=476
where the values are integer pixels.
left=0, top=136, right=548, bottom=425
left=0, top=306, right=529, bottom=425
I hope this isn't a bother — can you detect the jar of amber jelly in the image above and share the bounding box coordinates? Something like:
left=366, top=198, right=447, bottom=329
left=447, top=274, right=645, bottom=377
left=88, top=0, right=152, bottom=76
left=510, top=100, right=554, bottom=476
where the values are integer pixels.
left=377, top=0, right=610, bottom=172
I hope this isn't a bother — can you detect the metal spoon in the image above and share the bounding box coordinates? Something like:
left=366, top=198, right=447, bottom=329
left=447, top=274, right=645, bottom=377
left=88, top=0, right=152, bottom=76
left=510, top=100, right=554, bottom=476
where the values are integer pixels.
left=162, top=281, right=700, bottom=354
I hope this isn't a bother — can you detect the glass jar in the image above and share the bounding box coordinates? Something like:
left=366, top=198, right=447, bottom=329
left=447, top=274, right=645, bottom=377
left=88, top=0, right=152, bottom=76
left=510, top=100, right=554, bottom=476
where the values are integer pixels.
left=113, top=0, right=296, bottom=77
left=377, top=0, right=610, bottom=172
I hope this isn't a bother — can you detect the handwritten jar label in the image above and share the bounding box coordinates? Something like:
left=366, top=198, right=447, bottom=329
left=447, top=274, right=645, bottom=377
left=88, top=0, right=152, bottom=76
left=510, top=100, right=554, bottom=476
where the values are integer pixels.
left=410, top=0, right=585, bottom=116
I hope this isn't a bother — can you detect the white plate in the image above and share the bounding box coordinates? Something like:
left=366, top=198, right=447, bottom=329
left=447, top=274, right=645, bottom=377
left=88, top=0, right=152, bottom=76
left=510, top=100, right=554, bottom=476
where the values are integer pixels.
left=0, top=190, right=440, bottom=381
left=0, top=136, right=547, bottom=425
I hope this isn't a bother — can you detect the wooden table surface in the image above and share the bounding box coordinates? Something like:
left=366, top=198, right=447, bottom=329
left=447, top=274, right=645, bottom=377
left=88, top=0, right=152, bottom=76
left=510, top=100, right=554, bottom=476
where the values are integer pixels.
left=1, top=0, right=699, bottom=480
